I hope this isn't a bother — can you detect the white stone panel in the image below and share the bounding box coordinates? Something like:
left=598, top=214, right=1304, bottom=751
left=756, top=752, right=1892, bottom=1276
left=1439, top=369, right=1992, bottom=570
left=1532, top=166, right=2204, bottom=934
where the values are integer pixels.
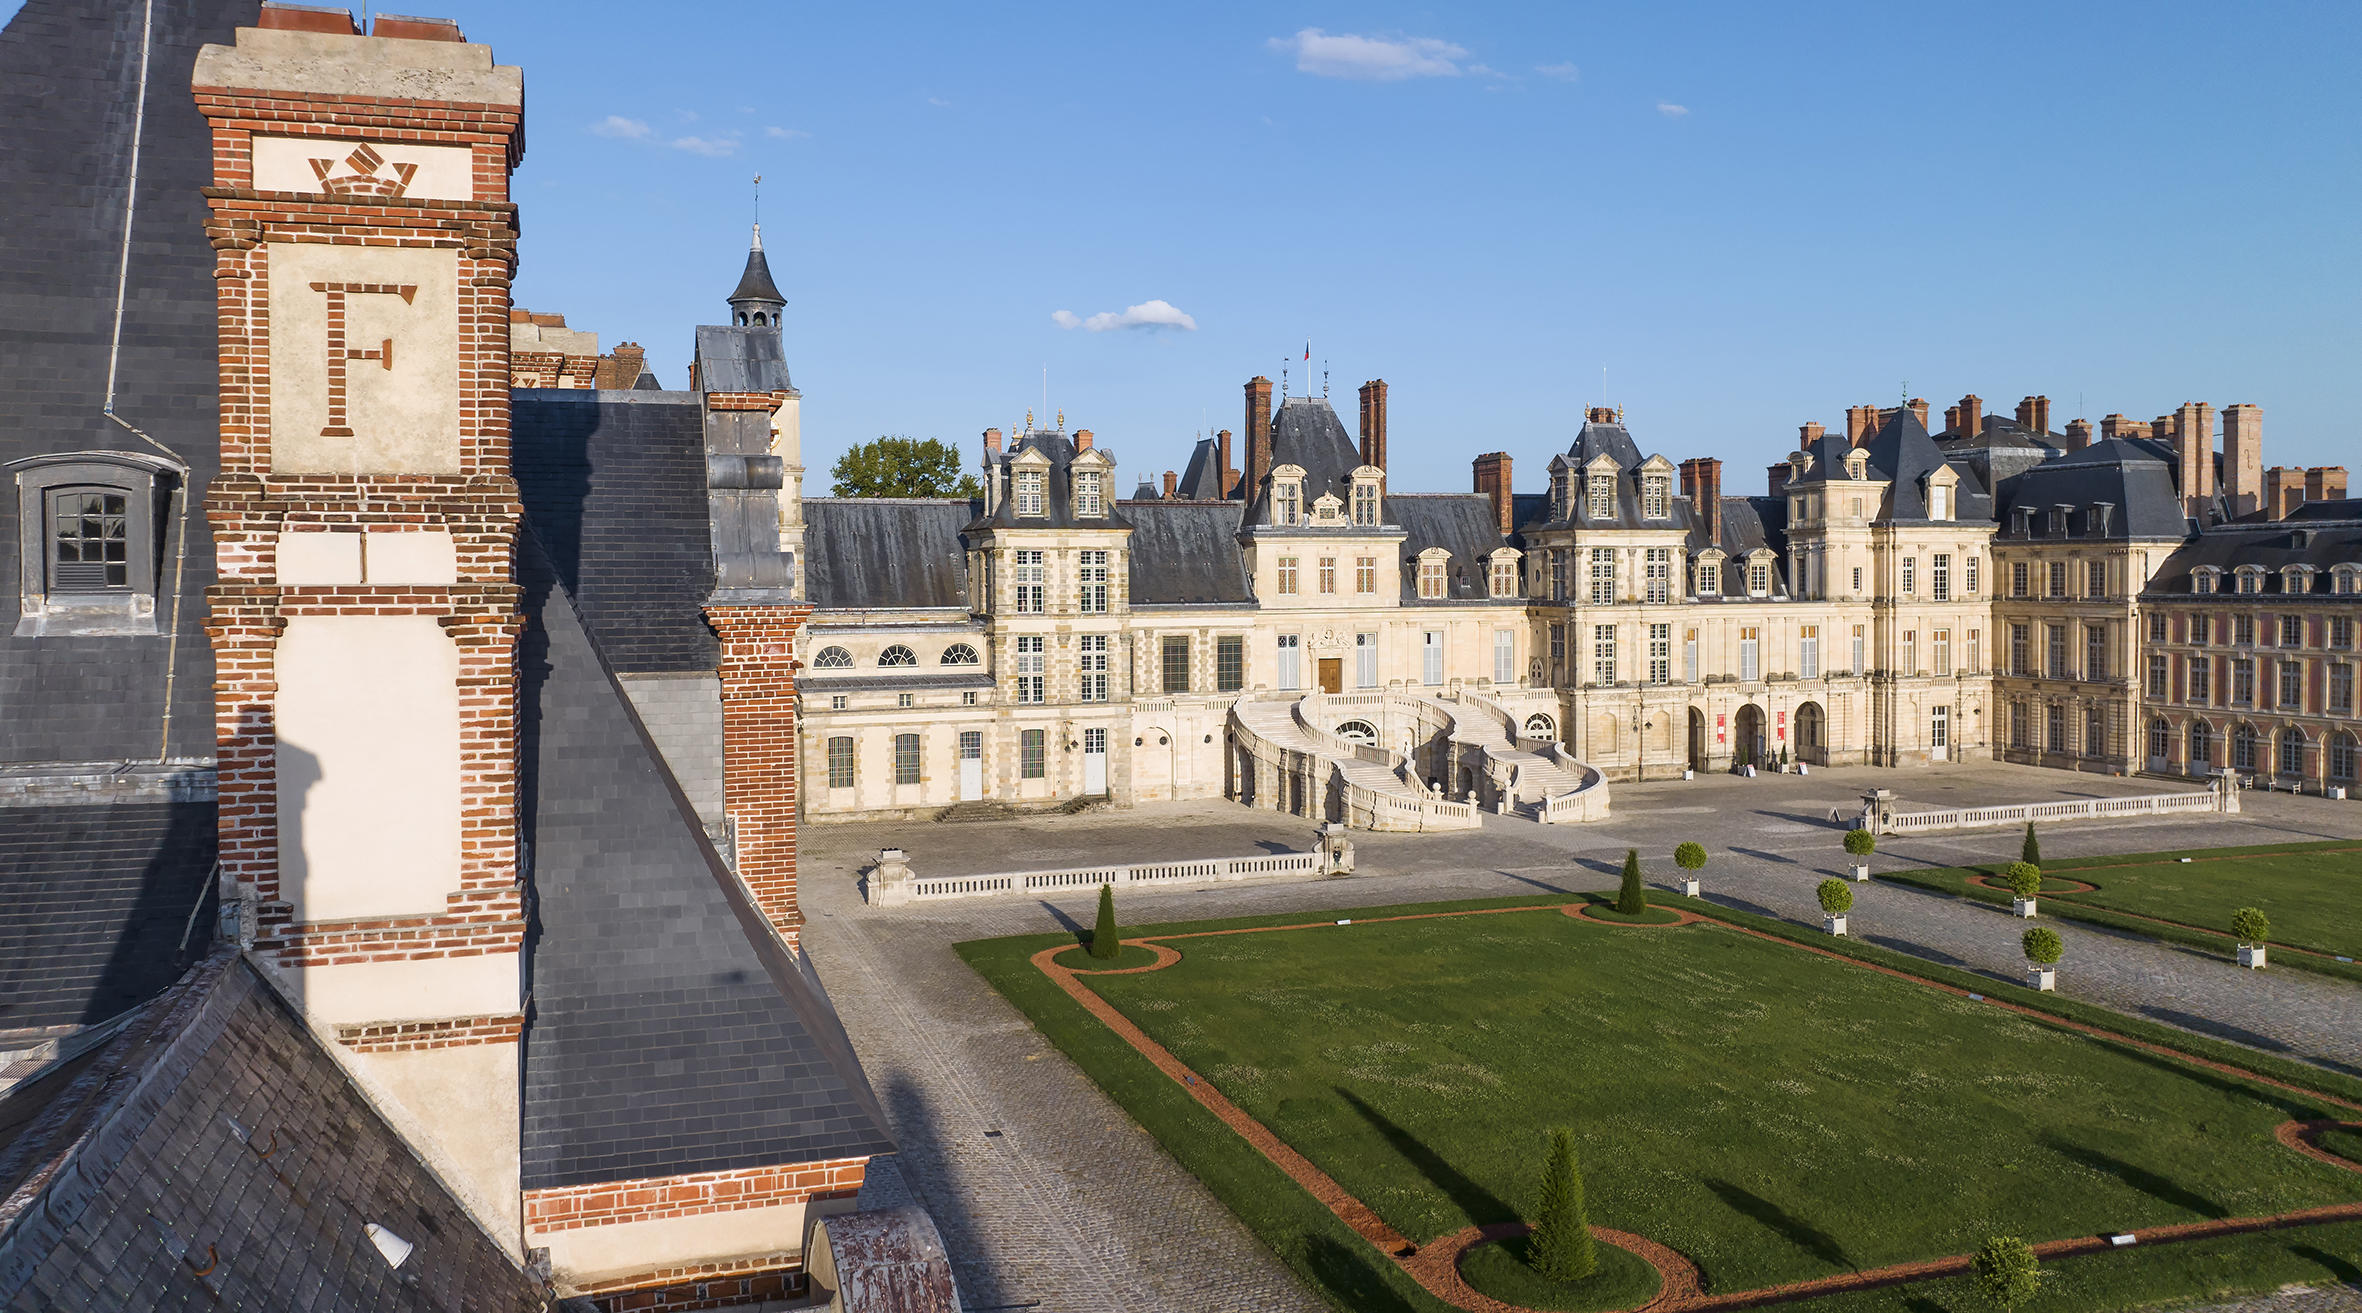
left=365, top=528, right=458, bottom=584
left=277, top=530, right=363, bottom=584
left=251, top=135, right=476, bottom=202
left=268, top=242, right=460, bottom=474
left=535, top=1195, right=851, bottom=1290
left=282, top=951, right=520, bottom=1024
left=277, top=614, right=461, bottom=920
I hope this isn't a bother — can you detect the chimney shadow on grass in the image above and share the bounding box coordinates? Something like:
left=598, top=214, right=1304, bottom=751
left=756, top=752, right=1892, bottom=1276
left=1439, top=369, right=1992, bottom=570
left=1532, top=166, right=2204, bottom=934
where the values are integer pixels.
left=1336, top=1087, right=1514, bottom=1229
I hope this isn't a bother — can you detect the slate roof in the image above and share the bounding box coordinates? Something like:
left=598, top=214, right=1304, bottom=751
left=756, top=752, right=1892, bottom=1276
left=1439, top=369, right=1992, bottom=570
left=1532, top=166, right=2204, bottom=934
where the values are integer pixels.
left=1122, top=502, right=1254, bottom=606
left=1994, top=438, right=2191, bottom=541
left=727, top=237, right=785, bottom=308
left=1799, top=410, right=1994, bottom=524
left=1244, top=397, right=1364, bottom=525
left=2285, top=498, right=2362, bottom=524
left=0, top=954, right=545, bottom=1313
left=1698, top=497, right=1793, bottom=596
left=1389, top=495, right=1519, bottom=604
left=513, top=390, right=719, bottom=674
left=693, top=325, right=794, bottom=395
left=1535, top=416, right=1685, bottom=532
left=517, top=534, right=892, bottom=1188
left=804, top=499, right=975, bottom=610
left=0, top=802, right=215, bottom=1033
left=2144, top=516, right=2362, bottom=596
left=0, top=0, right=252, bottom=764
left=969, top=431, right=1133, bottom=532
left=1175, top=437, right=1229, bottom=500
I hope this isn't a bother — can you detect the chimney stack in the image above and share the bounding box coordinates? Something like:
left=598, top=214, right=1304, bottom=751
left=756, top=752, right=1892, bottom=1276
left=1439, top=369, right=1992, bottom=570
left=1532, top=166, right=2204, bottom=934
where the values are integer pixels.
left=1244, top=376, right=1274, bottom=499
left=2064, top=418, right=2093, bottom=449
left=1845, top=404, right=1876, bottom=445
left=1800, top=421, right=1825, bottom=445
left=2100, top=414, right=2133, bottom=441
left=982, top=428, right=1004, bottom=514
left=1680, top=457, right=1724, bottom=544
left=1906, top=397, right=1930, bottom=429
left=1767, top=463, right=1792, bottom=497
left=1472, top=452, right=1514, bottom=534
left=2265, top=467, right=2305, bottom=519
left=2309, top=466, right=2349, bottom=501
left=983, top=426, right=1002, bottom=454
left=2175, top=401, right=2216, bottom=519
left=594, top=341, right=646, bottom=390
left=1074, top=428, right=1094, bottom=451
left=1357, top=379, right=1389, bottom=472
left=1162, top=470, right=1177, bottom=498
left=2221, top=403, right=2262, bottom=517
left=2032, top=396, right=2051, bottom=436
left=1957, top=395, right=1982, bottom=437
left=1215, top=428, right=1236, bottom=499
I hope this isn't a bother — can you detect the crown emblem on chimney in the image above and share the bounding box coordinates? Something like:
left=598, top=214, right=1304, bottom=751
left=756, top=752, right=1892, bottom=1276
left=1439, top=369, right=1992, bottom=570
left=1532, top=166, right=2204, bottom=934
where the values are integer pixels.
left=308, top=144, right=417, bottom=198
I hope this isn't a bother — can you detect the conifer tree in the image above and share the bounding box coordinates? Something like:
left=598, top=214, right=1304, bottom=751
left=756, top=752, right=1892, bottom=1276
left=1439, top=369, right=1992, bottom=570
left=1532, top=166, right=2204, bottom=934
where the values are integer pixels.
left=1530, top=1128, right=1597, bottom=1282
left=2021, top=822, right=2041, bottom=866
left=1617, top=849, right=1647, bottom=915
left=1090, top=883, right=1121, bottom=959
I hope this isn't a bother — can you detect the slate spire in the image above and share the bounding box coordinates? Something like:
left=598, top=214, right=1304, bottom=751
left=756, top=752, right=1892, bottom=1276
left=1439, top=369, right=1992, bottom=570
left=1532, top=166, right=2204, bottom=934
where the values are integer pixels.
left=727, top=223, right=786, bottom=329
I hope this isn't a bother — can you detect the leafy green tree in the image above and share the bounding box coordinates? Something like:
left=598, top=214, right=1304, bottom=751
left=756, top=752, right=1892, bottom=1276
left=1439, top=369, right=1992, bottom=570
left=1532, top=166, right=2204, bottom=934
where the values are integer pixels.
left=1090, top=883, right=1121, bottom=959
left=2021, top=822, right=2041, bottom=866
left=1972, top=1234, right=2043, bottom=1311
left=1844, top=828, right=1876, bottom=858
left=1673, top=842, right=1708, bottom=873
left=1529, top=1128, right=1597, bottom=1282
left=2003, top=861, right=2043, bottom=900
left=829, top=435, right=983, bottom=499
left=2022, top=926, right=2063, bottom=967
left=2231, top=906, right=2271, bottom=946
left=1617, top=849, right=1647, bottom=915
left=1816, top=878, right=1854, bottom=917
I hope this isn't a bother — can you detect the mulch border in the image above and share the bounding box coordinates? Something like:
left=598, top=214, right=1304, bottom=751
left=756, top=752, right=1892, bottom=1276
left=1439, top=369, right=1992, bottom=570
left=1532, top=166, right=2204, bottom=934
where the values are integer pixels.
left=1029, top=901, right=2362, bottom=1313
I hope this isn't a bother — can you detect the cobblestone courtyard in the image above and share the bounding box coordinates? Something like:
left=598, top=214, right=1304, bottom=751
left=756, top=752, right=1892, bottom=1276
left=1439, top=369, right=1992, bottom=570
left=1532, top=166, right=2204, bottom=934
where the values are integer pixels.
left=800, top=762, right=2362, bottom=1312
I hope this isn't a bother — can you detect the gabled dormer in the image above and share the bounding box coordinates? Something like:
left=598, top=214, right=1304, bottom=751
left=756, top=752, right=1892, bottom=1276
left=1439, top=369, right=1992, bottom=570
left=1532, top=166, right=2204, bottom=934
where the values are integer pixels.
left=1923, top=464, right=1961, bottom=521
left=1582, top=454, right=1622, bottom=522
left=1268, top=463, right=1308, bottom=527
left=1009, top=445, right=1053, bottom=518
left=1349, top=465, right=1385, bottom=527
left=1637, top=454, right=1678, bottom=520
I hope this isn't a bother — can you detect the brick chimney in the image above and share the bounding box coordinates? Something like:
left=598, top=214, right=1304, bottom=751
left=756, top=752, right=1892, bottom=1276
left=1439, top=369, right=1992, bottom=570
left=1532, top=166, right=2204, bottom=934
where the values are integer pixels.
left=1800, top=421, right=1825, bottom=446
left=1215, top=427, right=1235, bottom=498
left=593, top=341, right=645, bottom=390
left=2032, top=396, right=2051, bottom=436
left=2065, top=418, right=2093, bottom=450
left=1244, top=376, right=1274, bottom=499
left=1845, top=405, right=1875, bottom=445
left=1680, top=457, right=1723, bottom=544
left=1902, top=397, right=1929, bottom=429
left=257, top=1, right=359, bottom=33
left=2265, top=467, right=2305, bottom=519
left=1472, top=452, right=1514, bottom=534
left=2309, top=466, right=2349, bottom=501
left=1162, top=470, right=1177, bottom=498
left=2221, top=404, right=2261, bottom=517
left=1074, top=428, right=1094, bottom=450
left=981, top=428, right=1004, bottom=515
left=1767, top=463, right=1792, bottom=497
left=1357, top=379, right=1389, bottom=472
left=2100, top=414, right=2133, bottom=441
left=2175, top=401, right=2216, bottom=518
left=983, top=426, right=1003, bottom=454
left=1956, top=395, right=1982, bottom=437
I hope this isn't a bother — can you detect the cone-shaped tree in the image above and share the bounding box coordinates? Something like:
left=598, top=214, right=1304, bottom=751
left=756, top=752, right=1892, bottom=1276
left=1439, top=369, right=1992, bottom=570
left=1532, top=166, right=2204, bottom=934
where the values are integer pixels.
left=2021, top=822, right=2041, bottom=866
left=1090, top=883, right=1121, bottom=959
left=1617, top=849, right=1647, bottom=915
left=1529, top=1128, right=1597, bottom=1282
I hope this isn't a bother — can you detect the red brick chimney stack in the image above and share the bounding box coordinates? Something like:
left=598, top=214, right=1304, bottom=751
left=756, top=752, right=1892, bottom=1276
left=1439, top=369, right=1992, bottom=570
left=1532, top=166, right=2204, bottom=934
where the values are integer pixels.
left=2175, top=401, right=2216, bottom=518
left=1680, top=457, right=1724, bottom=544
left=2221, top=404, right=2262, bottom=517
left=2265, top=467, right=2304, bottom=519
left=1215, top=428, right=1235, bottom=498
left=1162, top=470, right=1177, bottom=498
left=1799, top=422, right=1825, bottom=446
left=1357, top=379, right=1389, bottom=472
left=1472, top=452, right=1514, bottom=533
left=1074, top=428, right=1093, bottom=450
left=1767, top=464, right=1792, bottom=497
left=2308, top=466, right=2348, bottom=501
left=1957, top=395, right=1982, bottom=437
left=1905, top=397, right=1930, bottom=429
left=1844, top=405, right=1874, bottom=445
left=2064, top=418, right=2094, bottom=450
left=1244, top=376, right=1273, bottom=498
left=2032, top=396, right=2051, bottom=436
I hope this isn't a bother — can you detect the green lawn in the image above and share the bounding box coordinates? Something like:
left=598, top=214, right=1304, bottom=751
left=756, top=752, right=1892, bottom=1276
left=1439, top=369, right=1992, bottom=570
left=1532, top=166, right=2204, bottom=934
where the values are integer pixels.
left=963, top=895, right=2362, bottom=1311
left=1879, top=839, right=2362, bottom=983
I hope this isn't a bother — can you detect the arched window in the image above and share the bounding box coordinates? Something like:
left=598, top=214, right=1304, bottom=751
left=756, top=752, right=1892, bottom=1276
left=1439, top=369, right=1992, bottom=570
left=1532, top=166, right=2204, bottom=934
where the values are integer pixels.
left=752, top=311, right=768, bottom=326
left=2147, top=717, right=2170, bottom=762
left=2332, top=731, right=2359, bottom=781
left=940, top=643, right=980, bottom=666
left=2278, top=726, right=2307, bottom=777
left=2232, top=723, right=2260, bottom=772
left=1333, top=720, right=1378, bottom=744
left=878, top=644, right=918, bottom=667
left=1524, top=714, right=1557, bottom=741
left=2189, top=720, right=2214, bottom=769
left=811, top=645, right=854, bottom=669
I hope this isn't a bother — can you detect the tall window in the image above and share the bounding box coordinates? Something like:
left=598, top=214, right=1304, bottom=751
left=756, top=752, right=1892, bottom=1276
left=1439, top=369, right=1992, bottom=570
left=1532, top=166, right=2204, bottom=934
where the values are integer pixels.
left=1968, top=628, right=1982, bottom=673
left=1216, top=635, right=1245, bottom=692
left=1352, top=482, right=1379, bottom=526
left=2046, top=703, right=2067, bottom=753
left=1934, top=628, right=1952, bottom=676
left=2084, top=624, right=2106, bottom=681
left=1851, top=565, right=1863, bottom=594
left=1356, top=632, right=1377, bottom=688
left=1016, top=469, right=1045, bottom=516
left=1902, top=556, right=1917, bottom=594
left=48, top=491, right=129, bottom=591
left=893, top=733, right=922, bottom=785
left=2334, top=732, right=2360, bottom=781
left=1586, top=473, right=1614, bottom=520
left=1929, top=484, right=1951, bottom=520
left=1318, top=556, right=1336, bottom=595
left=2148, top=654, right=2168, bottom=698
left=1644, top=548, right=1670, bottom=603
left=1074, top=470, right=1103, bottom=518
left=1965, top=555, right=1980, bottom=594
left=1275, top=481, right=1301, bottom=526
left=2046, top=624, right=2067, bottom=679
left=1748, top=561, right=1770, bottom=596
left=1495, top=629, right=1517, bottom=684
left=1903, top=630, right=1918, bottom=674
left=1642, top=475, right=1669, bottom=518
left=2336, top=617, right=2356, bottom=650
left=826, top=737, right=854, bottom=789
left=2234, top=613, right=2255, bottom=646
left=1684, top=627, right=1699, bottom=683
left=2190, top=656, right=2211, bottom=705
left=1160, top=635, right=1191, bottom=694
left=2231, top=657, right=2254, bottom=707
left=2194, top=570, right=2216, bottom=594
left=1015, top=635, right=1045, bottom=703
left=2280, top=614, right=2304, bottom=647
left=2279, top=726, right=2308, bottom=777
left=1852, top=624, right=1866, bottom=674
left=1424, top=630, right=1445, bottom=685
left=1277, top=555, right=1299, bottom=595
left=1648, top=623, right=1671, bottom=685
left=1799, top=625, right=1820, bottom=679
left=2011, top=624, right=2030, bottom=676
left=1277, top=633, right=1301, bottom=690
left=1593, top=624, right=1617, bottom=685
left=2193, top=614, right=2212, bottom=644
left=2011, top=561, right=2029, bottom=598
left=2149, top=718, right=2171, bottom=762
left=1419, top=558, right=1448, bottom=600
left=1357, top=555, right=1377, bottom=595
left=2149, top=612, right=2168, bottom=643
left=2233, top=724, right=2260, bottom=771
left=1739, top=626, right=1760, bottom=682
left=1078, top=549, right=1108, bottom=613
left=1589, top=549, right=1615, bottom=603
left=2047, top=561, right=2067, bottom=598
left=2333, top=662, right=2355, bottom=714
left=2190, top=720, right=2214, bottom=767
left=1931, top=553, right=1951, bottom=602
left=1079, top=634, right=1109, bottom=701
left=1549, top=623, right=1567, bottom=682
left=1491, top=556, right=1518, bottom=598
left=2086, top=559, right=2106, bottom=597
left=2085, top=706, right=2107, bottom=758
left=1552, top=551, right=1570, bottom=601
left=1021, top=728, right=1047, bottom=779
left=1014, top=550, right=1044, bottom=613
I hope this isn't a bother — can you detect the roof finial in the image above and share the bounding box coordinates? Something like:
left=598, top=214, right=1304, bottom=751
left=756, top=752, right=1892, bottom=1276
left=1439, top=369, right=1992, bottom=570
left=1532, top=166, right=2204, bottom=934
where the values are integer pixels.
left=752, top=174, right=763, bottom=250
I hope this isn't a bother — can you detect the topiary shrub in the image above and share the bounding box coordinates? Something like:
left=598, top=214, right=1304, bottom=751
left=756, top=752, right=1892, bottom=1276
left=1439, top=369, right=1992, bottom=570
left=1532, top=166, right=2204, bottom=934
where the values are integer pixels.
left=1617, top=849, right=1647, bottom=915
left=1843, top=828, right=1876, bottom=858
left=1528, top=1127, right=1597, bottom=1282
left=1816, top=878, right=1854, bottom=917
left=2231, top=906, right=2271, bottom=946
left=1090, top=883, right=1121, bottom=959
left=1972, top=1234, right=2043, bottom=1311
left=2022, top=925, right=2063, bottom=967
left=2021, top=822, right=2041, bottom=866
left=2003, top=861, right=2043, bottom=900
left=1674, top=842, right=1708, bottom=873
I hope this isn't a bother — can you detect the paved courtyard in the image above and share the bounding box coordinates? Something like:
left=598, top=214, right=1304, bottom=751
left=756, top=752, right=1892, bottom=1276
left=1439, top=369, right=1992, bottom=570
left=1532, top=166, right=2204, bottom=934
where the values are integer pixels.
left=799, top=761, right=2362, bottom=1312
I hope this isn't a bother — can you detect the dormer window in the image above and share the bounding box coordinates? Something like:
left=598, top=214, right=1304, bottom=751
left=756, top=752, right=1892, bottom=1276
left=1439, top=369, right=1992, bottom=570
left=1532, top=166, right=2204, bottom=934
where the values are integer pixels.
left=1748, top=559, right=1771, bottom=597
left=1845, top=451, right=1868, bottom=481
left=2282, top=565, right=2315, bottom=595
left=1313, top=493, right=1345, bottom=524
left=1073, top=470, right=1103, bottom=518
left=1016, top=469, right=1045, bottom=517
left=1642, top=475, right=1669, bottom=519
left=1586, top=473, right=1614, bottom=520
left=1695, top=555, right=1722, bottom=598
left=1550, top=464, right=1574, bottom=520
left=1417, top=553, right=1449, bottom=600
left=1352, top=480, right=1379, bottom=526
left=1489, top=553, right=1519, bottom=598
left=1929, top=483, right=1951, bottom=520
left=2192, top=567, right=2218, bottom=594
left=2235, top=566, right=2264, bottom=595
left=10, top=451, right=180, bottom=637
left=2335, top=565, right=2361, bottom=596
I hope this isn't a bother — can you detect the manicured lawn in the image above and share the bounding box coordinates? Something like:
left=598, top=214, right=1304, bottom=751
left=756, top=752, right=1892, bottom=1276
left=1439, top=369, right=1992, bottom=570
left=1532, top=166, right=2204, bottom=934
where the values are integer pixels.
left=962, top=893, right=2362, bottom=1311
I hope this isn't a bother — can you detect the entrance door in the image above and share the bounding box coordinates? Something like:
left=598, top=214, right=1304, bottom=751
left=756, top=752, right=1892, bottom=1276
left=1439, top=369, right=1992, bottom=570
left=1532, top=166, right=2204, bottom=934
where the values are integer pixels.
left=1688, top=708, right=1707, bottom=772
left=958, top=731, right=983, bottom=800
left=1083, top=727, right=1108, bottom=795
left=1318, top=658, right=1343, bottom=694
left=1930, top=705, right=1950, bottom=762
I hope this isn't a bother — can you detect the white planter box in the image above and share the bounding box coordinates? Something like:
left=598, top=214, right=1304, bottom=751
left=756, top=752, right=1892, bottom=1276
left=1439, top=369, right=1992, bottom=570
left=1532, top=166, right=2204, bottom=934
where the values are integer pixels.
left=1851, top=863, right=1870, bottom=882
left=2239, top=944, right=2268, bottom=969
left=2331, top=786, right=2348, bottom=801
left=1682, top=769, right=1695, bottom=781
left=1679, top=878, right=1700, bottom=897
left=1797, top=763, right=1809, bottom=776
left=2026, top=967, right=2056, bottom=992
left=2014, top=897, right=2038, bottom=918
left=1824, top=914, right=1848, bottom=936
left=1741, top=765, right=1757, bottom=778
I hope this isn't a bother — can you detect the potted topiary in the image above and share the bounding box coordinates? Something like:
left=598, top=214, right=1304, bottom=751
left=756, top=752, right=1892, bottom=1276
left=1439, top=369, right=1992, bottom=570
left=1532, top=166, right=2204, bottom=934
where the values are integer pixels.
left=2231, top=906, right=2270, bottom=969
left=1817, top=878, right=1853, bottom=936
left=2022, top=925, right=2062, bottom=991
left=2003, top=861, right=2043, bottom=918
left=1673, top=842, right=1707, bottom=898
left=1843, top=827, right=1875, bottom=881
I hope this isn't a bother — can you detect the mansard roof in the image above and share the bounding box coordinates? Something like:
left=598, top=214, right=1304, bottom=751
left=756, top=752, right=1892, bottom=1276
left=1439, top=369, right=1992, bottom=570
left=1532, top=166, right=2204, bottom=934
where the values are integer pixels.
left=1123, top=502, right=1255, bottom=606
left=1390, top=494, right=1519, bottom=604
left=1799, top=410, right=1993, bottom=523
left=2145, top=514, right=2362, bottom=596
left=970, top=429, right=1133, bottom=532
left=1564, top=415, right=1646, bottom=472
left=1243, top=396, right=1368, bottom=526
left=1994, top=438, right=2190, bottom=541
left=694, top=324, right=794, bottom=394
left=805, top=498, right=976, bottom=610
left=1175, top=436, right=1229, bottom=500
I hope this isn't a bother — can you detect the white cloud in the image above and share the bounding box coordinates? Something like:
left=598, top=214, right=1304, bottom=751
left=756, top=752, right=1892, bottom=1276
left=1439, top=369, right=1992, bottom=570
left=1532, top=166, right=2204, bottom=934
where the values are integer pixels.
left=1536, top=62, right=1579, bottom=81
left=927, top=96, right=954, bottom=108
left=1269, top=27, right=1470, bottom=81
left=668, top=135, right=740, bottom=157
left=764, top=126, right=810, bottom=140
left=591, top=115, right=653, bottom=141
left=1051, top=300, right=1198, bottom=333
left=1657, top=101, right=1690, bottom=117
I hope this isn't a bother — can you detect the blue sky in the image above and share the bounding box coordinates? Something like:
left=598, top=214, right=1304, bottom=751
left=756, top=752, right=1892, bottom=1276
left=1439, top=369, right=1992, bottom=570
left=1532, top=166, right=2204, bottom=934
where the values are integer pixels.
left=44, top=1, right=2362, bottom=493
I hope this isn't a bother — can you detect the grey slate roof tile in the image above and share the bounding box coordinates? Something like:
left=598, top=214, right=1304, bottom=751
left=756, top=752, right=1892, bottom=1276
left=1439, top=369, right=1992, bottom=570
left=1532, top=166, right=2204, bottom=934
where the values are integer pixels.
left=1122, top=502, right=1254, bottom=606
left=803, top=499, right=975, bottom=610
left=0, top=802, right=215, bottom=1032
